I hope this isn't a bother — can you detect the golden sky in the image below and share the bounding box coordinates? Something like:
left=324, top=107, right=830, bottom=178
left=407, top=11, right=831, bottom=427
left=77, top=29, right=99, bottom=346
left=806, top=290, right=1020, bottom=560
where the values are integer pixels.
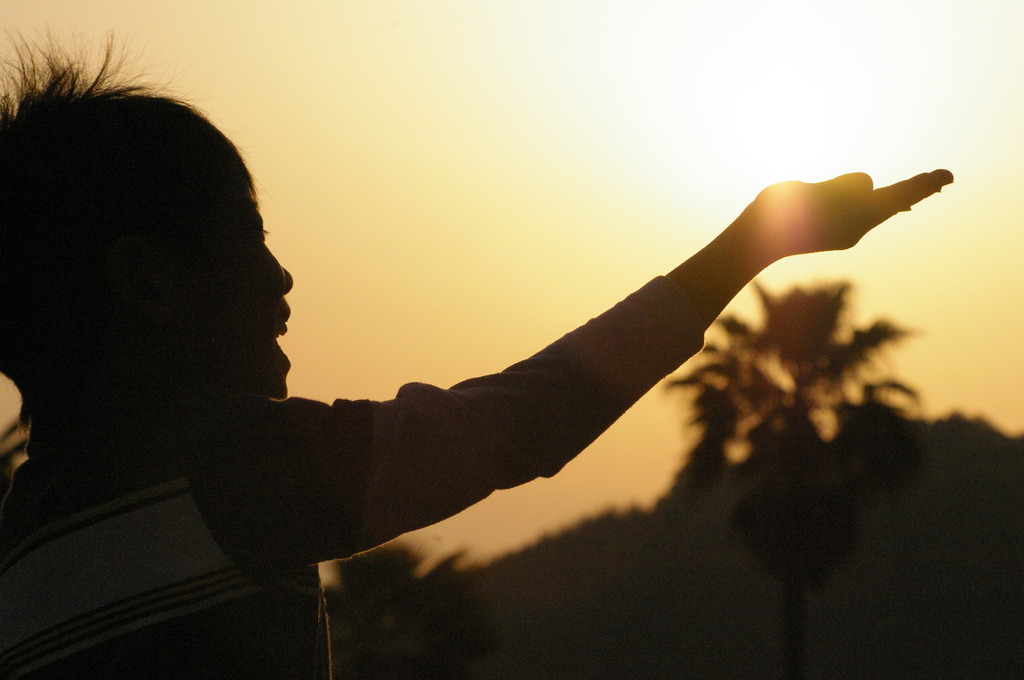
left=3, top=0, right=1022, bottom=561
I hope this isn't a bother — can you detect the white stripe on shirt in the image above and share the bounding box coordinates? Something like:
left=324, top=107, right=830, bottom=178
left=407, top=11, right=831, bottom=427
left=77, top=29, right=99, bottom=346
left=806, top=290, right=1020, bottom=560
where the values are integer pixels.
left=0, top=482, right=256, bottom=678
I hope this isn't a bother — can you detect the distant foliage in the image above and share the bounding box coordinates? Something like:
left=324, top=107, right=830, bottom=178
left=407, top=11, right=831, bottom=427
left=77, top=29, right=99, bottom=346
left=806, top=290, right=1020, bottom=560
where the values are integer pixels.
left=324, top=545, right=499, bottom=680
left=473, top=416, right=1024, bottom=680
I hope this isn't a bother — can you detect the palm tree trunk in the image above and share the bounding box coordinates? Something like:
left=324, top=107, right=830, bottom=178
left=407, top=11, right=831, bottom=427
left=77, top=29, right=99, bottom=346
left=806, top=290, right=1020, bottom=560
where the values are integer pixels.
left=782, top=580, right=806, bottom=680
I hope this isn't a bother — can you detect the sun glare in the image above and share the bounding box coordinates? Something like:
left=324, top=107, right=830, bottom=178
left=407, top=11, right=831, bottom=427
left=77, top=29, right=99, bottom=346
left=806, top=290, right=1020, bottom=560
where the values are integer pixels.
left=491, top=4, right=893, bottom=214
left=730, top=63, right=833, bottom=179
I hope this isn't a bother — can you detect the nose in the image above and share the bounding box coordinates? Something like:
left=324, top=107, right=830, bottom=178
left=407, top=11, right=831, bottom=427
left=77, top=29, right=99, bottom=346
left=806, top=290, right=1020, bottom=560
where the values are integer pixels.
left=282, top=268, right=294, bottom=295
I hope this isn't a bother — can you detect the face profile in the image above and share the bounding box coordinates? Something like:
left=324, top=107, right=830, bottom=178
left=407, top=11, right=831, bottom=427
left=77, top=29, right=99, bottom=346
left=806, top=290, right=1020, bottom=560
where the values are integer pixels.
left=172, top=191, right=295, bottom=400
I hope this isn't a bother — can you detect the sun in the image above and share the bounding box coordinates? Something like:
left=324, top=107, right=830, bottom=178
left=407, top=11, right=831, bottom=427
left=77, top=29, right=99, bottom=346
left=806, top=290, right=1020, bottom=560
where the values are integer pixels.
left=472, top=2, right=919, bottom=218
left=730, top=63, right=834, bottom=180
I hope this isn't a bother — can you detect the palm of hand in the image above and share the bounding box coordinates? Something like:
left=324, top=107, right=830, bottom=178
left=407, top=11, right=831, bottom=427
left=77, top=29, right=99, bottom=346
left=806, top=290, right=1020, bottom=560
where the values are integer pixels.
left=740, top=170, right=953, bottom=259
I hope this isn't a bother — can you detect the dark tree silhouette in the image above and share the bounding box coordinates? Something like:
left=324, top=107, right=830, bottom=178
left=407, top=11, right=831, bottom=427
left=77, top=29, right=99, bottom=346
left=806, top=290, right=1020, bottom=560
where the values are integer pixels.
left=667, top=281, right=921, bottom=680
left=323, top=545, right=500, bottom=679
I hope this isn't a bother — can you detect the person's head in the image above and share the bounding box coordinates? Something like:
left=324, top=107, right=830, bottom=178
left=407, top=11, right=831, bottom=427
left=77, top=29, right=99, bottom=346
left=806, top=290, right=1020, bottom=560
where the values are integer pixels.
left=0, top=41, right=293, bottom=424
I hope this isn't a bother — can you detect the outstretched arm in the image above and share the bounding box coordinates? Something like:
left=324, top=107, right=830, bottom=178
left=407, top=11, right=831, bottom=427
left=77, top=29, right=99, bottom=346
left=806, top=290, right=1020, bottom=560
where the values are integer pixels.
left=204, top=169, right=954, bottom=562
left=668, top=169, right=954, bottom=326
left=353, top=169, right=955, bottom=548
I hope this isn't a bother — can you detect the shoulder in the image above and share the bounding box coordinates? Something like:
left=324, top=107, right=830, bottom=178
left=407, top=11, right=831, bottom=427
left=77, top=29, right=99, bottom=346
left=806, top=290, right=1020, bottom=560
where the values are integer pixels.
left=181, top=393, right=376, bottom=570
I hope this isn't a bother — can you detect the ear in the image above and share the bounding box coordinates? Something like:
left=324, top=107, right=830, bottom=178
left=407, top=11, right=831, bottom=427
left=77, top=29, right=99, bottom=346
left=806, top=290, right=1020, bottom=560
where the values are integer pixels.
left=104, top=236, right=180, bottom=322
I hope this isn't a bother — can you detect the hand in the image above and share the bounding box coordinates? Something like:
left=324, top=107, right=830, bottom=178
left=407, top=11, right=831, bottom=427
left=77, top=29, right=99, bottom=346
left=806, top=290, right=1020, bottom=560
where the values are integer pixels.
left=736, top=169, right=954, bottom=260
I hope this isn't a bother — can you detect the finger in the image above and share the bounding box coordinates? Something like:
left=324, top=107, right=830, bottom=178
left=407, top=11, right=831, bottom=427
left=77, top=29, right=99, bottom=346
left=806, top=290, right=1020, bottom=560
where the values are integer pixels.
left=872, top=169, right=954, bottom=217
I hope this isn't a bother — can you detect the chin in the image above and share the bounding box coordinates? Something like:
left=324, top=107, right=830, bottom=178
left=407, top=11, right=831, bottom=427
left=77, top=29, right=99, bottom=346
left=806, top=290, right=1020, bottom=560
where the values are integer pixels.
left=265, top=379, right=289, bottom=400
left=251, top=345, right=291, bottom=399
left=208, top=344, right=291, bottom=399
left=237, top=375, right=288, bottom=400
left=227, top=362, right=290, bottom=400
left=255, top=364, right=290, bottom=400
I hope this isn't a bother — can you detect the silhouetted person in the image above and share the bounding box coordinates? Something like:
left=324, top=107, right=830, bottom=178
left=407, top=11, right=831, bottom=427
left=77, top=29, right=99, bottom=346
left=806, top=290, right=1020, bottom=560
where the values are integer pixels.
left=0, top=45, right=952, bottom=679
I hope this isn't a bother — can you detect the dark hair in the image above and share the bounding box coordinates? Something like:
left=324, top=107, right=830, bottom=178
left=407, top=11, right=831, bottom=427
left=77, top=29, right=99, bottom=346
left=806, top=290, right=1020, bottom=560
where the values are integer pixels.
left=0, top=40, right=257, bottom=422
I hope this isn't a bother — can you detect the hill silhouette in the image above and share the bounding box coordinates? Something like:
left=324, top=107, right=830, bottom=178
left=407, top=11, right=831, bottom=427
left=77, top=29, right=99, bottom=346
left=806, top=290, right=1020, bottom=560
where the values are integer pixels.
left=472, top=415, right=1024, bottom=679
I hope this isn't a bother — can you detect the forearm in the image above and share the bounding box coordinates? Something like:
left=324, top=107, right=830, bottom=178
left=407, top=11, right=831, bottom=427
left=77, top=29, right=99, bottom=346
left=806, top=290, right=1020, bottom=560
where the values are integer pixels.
left=666, top=214, right=777, bottom=327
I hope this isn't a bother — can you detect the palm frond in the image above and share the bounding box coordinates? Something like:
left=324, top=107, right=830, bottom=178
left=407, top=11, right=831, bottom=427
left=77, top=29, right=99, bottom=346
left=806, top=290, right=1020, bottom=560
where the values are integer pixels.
left=827, top=320, right=909, bottom=376
left=863, top=380, right=919, bottom=408
left=715, top=315, right=754, bottom=339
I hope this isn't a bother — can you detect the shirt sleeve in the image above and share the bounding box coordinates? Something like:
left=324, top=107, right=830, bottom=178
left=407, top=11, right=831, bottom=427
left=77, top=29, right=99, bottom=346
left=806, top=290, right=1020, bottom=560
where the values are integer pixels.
left=356, top=276, right=706, bottom=548
left=187, top=276, right=707, bottom=570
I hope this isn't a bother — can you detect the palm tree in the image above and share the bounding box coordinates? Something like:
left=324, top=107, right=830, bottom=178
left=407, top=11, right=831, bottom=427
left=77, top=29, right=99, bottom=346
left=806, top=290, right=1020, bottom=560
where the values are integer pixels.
left=667, top=281, right=921, bottom=680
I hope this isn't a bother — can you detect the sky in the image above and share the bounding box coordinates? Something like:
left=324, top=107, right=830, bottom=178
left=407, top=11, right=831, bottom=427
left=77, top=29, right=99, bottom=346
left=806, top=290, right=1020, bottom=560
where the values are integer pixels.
left=2, top=0, right=1022, bottom=563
